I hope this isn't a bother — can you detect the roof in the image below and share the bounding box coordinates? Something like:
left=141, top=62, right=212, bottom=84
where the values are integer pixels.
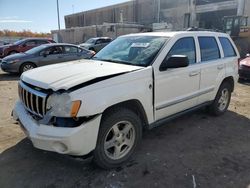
left=122, top=31, right=230, bottom=38
left=42, top=43, right=79, bottom=47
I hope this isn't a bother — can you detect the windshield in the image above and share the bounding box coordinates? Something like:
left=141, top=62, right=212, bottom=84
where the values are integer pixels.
left=14, top=39, right=26, bottom=45
left=25, top=45, right=48, bottom=54
left=93, top=35, right=168, bottom=67
left=85, top=38, right=96, bottom=44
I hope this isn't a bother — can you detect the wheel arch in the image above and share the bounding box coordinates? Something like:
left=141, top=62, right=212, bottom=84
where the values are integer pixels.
left=102, top=99, right=149, bottom=128
left=19, top=62, right=37, bottom=73
left=221, top=76, right=235, bottom=92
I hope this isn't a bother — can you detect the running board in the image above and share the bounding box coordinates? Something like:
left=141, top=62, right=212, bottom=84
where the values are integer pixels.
left=148, top=101, right=212, bottom=130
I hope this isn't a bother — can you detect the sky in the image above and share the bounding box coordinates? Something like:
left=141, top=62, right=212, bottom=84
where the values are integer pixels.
left=0, top=0, right=129, bottom=33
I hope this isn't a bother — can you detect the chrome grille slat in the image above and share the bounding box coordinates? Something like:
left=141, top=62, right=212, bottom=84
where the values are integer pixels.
left=25, top=90, right=29, bottom=109
left=30, top=93, right=34, bottom=112
left=18, top=81, right=47, bottom=118
left=36, top=96, right=41, bottom=116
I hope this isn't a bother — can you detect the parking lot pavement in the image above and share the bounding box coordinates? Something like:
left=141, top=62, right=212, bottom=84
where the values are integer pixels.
left=0, top=70, right=250, bottom=188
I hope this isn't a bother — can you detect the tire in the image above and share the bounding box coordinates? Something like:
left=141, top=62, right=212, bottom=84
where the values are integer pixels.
left=209, top=82, right=232, bottom=116
left=93, top=108, right=142, bottom=169
left=20, top=62, right=36, bottom=74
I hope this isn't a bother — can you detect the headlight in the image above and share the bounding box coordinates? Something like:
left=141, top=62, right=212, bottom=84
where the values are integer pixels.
left=8, top=59, right=20, bottom=64
left=46, top=93, right=81, bottom=117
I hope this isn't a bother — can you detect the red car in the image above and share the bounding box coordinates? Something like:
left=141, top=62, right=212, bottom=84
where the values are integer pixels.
left=239, top=54, right=250, bottom=80
left=0, top=38, right=55, bottom=58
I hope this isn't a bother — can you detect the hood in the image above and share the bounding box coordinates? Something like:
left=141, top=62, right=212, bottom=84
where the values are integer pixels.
left=0, top=44, right=13, bottom=52
left=3, top=52, right=30, bottom=61
left=80, top=43, right=92, bottom=48
left=21, top=60, right=143, bottom=91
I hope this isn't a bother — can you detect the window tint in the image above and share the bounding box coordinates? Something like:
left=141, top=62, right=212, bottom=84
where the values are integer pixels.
left=42, top=46, right=63, bottom=56
left=198, top=37, right=220, bottom=61
left=25, top=40, right=36, bottom=46
left=219, top=37, right=236, bottom=57
left=166, top=37, right=196, bottom=64
left=36, top=40, right=48, bottom=45
left=64, top=46, right=78, bottom=53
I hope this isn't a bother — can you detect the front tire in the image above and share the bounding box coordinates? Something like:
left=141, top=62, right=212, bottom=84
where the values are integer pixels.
left=209, top=82, right=232, bottom=116
left=20, top=62, right=36, bottom=74
left=93, top=108, right=142, bottom=169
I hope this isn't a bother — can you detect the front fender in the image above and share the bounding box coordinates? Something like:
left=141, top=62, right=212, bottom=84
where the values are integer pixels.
left=70, top=67, right=154, bottom=124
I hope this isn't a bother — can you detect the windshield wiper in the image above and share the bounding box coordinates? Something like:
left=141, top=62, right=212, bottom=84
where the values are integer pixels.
left=93, top=57, right=145, bottom=67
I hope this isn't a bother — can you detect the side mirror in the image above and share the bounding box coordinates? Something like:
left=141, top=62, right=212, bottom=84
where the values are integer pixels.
left=41, top=52, right=47, bottom=57
left=160, top=55, right=189, bottom=71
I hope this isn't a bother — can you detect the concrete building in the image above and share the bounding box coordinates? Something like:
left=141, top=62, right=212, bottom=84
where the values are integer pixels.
left=53, top=0, right=250, bottom=43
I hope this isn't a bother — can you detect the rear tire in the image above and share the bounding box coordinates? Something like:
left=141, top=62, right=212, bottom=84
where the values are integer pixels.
left=20, top=62, right=36, bottom=74
left=93, top=108, right=142, bottom=169
left=209, top=82, right=232, bottom=116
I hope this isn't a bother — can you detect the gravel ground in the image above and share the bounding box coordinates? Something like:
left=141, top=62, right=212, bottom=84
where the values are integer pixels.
left=0, top=70, right=250, bottom=188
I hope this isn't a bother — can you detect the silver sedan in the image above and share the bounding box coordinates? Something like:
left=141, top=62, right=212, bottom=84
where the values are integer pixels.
left=0, top=43, right=95, bottom=74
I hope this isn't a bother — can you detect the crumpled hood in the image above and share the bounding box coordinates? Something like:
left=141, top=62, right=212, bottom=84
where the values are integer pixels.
left=21, top=60, right=143, bottom=91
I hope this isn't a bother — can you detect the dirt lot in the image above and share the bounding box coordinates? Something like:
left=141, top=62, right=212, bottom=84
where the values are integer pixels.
left=0, top=69, right=250, bottom=188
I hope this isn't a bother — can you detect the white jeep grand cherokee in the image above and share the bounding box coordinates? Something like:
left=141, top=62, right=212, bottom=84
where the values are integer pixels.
left=13, top=31, right=239, bottom=169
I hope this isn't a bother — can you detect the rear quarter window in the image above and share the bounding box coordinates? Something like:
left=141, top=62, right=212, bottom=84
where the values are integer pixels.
left=198, top=37, right=220, bottom=62
left=219, top=37, right=237, bottom=57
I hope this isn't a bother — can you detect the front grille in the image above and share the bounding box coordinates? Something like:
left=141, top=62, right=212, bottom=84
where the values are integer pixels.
left=18, top=81, right=47, bottom=118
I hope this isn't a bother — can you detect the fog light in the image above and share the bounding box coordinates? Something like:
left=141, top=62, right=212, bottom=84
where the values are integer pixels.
left=52, top=142, right=68, bottom=153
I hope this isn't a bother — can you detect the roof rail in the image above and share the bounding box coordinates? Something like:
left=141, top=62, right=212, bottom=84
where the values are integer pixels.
left=186, top=27, right=223, bottom=32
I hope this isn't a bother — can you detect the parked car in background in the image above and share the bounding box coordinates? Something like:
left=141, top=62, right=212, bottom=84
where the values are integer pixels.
left=0, top=40, right=9, bottom=46
left=79, top=37, right=112, bottom=52
left=239, top=54, right=250, bottom=80
left=0, top=38, right=55, bottom=58
left=1, top=43, right=95, bottom=74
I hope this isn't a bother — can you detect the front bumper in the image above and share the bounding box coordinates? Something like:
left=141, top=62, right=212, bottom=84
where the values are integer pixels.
left=1, top=62, right=18, bottom=73
left=13, top=101, right=101, bottom=156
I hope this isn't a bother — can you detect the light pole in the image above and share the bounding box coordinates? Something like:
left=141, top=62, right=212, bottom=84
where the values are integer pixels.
left=157, top=0, right=161, bottom=23
left=57, top=0, right=61, bottom=30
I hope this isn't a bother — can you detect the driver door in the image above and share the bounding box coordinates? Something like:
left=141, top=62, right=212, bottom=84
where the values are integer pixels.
left=154, top=37, right=201, bottom=121
left=38, top=46, right=64, bottom=66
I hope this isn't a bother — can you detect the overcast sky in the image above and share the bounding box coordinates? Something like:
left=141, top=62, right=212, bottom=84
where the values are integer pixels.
left=0, top=0, right=129, bottom=33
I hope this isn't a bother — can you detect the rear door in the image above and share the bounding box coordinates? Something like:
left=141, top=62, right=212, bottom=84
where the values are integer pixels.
left=61, top=46, right=81, bottom=62
left=197, top=36, right=225, bottom=104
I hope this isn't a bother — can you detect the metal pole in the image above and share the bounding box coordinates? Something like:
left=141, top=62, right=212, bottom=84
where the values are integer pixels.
left=157, top=0, right=161, bottom=23
left=57, top=0, right=61, bottom=30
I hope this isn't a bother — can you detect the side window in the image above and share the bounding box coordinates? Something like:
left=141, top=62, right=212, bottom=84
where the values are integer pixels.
left=95, top=39, right=102, bottom=44
left=36, top=40, right=48, bottom=45
left=64, top=46, right=78, bottom=53
left=219, top=37, right=236, bottom=57
left=25, top=40, right=36, bottom=46
left=165, top=37, right=196, bottom=64
left=42, top=46, right=63, bottom=56
left=198, top=37, right=220, bottom=62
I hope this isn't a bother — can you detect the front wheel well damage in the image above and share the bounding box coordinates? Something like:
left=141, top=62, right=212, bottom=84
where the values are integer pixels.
left=102, top=99, right=149, bottom=128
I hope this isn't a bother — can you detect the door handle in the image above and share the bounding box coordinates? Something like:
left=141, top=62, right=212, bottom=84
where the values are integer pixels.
left=189, top=71, right=200, bottom=77
left=217, top=65, right=224, bottom=70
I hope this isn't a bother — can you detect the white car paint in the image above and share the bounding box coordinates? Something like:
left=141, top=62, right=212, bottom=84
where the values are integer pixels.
left=13, top=31, right=239, bottom=156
